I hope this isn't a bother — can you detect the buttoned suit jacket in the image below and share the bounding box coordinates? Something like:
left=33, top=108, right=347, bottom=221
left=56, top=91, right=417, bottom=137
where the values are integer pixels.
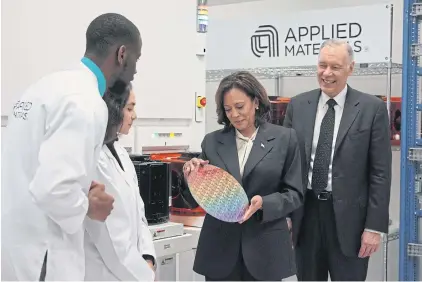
left=192, top=122, right=304, bottom=281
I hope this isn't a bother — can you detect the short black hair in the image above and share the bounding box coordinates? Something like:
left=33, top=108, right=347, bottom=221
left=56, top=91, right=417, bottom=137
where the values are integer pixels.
left=85, top=13, right=140, bottom=58
left=215, top=71, right=271, bottom=131
left=103, top=83, right=132, bottom=144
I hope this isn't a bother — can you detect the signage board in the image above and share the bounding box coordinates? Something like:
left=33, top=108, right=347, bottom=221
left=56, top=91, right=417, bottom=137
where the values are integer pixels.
left=206, top=4, right=392, bottom=70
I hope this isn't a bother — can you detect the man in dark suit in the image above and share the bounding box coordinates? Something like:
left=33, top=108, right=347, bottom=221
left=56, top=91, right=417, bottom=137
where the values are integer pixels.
left=283, top=39, right=392, bottom=281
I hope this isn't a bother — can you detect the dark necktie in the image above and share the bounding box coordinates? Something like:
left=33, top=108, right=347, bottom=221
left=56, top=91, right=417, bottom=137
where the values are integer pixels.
left=312, top=99, right=337, bottom=195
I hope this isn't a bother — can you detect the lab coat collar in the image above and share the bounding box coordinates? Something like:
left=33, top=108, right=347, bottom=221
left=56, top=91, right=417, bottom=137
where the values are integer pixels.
left=103, top=143, right=123, bottom=165
left=81, top=57, right=106, bottom=96
left=103, top=143, right=134, bottom=188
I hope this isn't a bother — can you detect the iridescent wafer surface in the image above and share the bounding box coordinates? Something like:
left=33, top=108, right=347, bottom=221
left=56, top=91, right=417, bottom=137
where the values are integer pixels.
left=186, top=164, right=249, bottom=222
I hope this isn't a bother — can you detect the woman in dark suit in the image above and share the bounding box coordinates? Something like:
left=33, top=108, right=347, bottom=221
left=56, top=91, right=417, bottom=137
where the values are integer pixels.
left=184, top=71, right=304, bottom=281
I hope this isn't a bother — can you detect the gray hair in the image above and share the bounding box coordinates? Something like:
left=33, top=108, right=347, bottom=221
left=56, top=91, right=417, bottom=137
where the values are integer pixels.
left=320, top=39, right=354, bottom=63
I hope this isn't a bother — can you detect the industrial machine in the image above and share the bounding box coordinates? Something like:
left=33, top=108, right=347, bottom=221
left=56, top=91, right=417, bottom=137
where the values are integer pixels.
left=132, top=160, right=171, bottom=224
left=268, top=96, right=289, bottom=126
left=376, top=96, right=402, bottom=146
left=149, top=152, right=204, bottom=216
left=130, top=152, right=205, bottom=227
left=130, top=154, right=199, bottom=281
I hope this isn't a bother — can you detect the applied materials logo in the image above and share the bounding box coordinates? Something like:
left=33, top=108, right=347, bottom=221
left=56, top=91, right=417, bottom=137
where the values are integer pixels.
left=250, top=25, right=280, bottom=58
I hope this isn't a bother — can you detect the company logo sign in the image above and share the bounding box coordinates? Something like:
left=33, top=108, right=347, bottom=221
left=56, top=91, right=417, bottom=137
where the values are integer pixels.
left=13, top=100, right=33, bottom=120
left=250, top=25, right=280, bottom=58
left=251, top=23, right=364, bottom=58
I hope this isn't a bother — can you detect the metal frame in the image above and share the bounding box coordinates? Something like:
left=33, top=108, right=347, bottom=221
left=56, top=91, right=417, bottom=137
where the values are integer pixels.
left=400, top=1, right=422, bottom=281
left=206, top=62, right=402, bottom=82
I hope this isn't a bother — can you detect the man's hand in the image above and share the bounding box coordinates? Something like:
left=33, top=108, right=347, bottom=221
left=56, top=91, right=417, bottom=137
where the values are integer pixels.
left=146, top=260, right=155, bottom=271
left=146, top=260, right=156, bottom=281
left=358, top=231, right=381, bottom=258
left=87, top=181, right=114, bottom=221
left=286, top=218, right=292, bottom=231
left=239, top=195, right=263, bottom=224
left=287, top=218, right=293, bottom=249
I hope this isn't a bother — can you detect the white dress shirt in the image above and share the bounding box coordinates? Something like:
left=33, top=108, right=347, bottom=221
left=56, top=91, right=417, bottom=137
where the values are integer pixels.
left=235, top=127, right=259, bottom=177
left=307, top=85, right=347, bottom=191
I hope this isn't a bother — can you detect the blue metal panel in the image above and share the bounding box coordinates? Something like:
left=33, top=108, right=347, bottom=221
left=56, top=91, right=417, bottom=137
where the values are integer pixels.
left=400, top=0, right=419, bottom=280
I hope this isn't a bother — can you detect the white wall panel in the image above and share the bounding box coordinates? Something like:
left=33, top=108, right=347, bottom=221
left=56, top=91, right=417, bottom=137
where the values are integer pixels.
left=2, top=0, right=206, bottom=151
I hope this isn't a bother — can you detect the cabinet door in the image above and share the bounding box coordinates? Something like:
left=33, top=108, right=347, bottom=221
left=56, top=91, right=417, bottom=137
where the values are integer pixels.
left=156, top=255, right=177, bottom=281
left=177, top=249, right=205, bottom=281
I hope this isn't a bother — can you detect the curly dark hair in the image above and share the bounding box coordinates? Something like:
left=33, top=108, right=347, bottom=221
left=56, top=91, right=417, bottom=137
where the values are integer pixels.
left=215, top=71, right=271, bottom=131
left=102, top=82, right=132, bottom=144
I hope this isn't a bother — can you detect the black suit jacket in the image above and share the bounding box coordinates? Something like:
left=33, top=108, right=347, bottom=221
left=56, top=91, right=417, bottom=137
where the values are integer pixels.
left=192, top=122, right=304, bottom=281
left=283, top=86, right=392, bottom=257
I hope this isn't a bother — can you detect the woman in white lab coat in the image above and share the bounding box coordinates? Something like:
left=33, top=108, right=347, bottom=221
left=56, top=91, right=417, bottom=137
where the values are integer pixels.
left=84, top=84, right=156, bottom=281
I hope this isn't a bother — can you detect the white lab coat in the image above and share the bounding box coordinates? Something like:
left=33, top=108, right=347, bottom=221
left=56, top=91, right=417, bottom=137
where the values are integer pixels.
left=1, top=62, right=108, bottom=281
left=84, top=142, right=156, bottom=281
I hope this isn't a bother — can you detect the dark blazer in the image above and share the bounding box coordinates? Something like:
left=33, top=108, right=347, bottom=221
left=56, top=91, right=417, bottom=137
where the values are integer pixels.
left=192, top=122, right=304, bottom=281
left=283, top=86, right=392, bottom=257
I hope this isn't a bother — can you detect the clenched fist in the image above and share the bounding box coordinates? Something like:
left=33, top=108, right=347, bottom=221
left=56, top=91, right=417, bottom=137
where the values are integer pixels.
left=87, top=181, right=114, bottom=221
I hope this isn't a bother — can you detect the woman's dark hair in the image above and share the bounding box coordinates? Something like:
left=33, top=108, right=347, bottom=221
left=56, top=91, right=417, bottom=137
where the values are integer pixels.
left=215, top=71, right=271, bottom=131
left=102, top=82, right=132, bottom=144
